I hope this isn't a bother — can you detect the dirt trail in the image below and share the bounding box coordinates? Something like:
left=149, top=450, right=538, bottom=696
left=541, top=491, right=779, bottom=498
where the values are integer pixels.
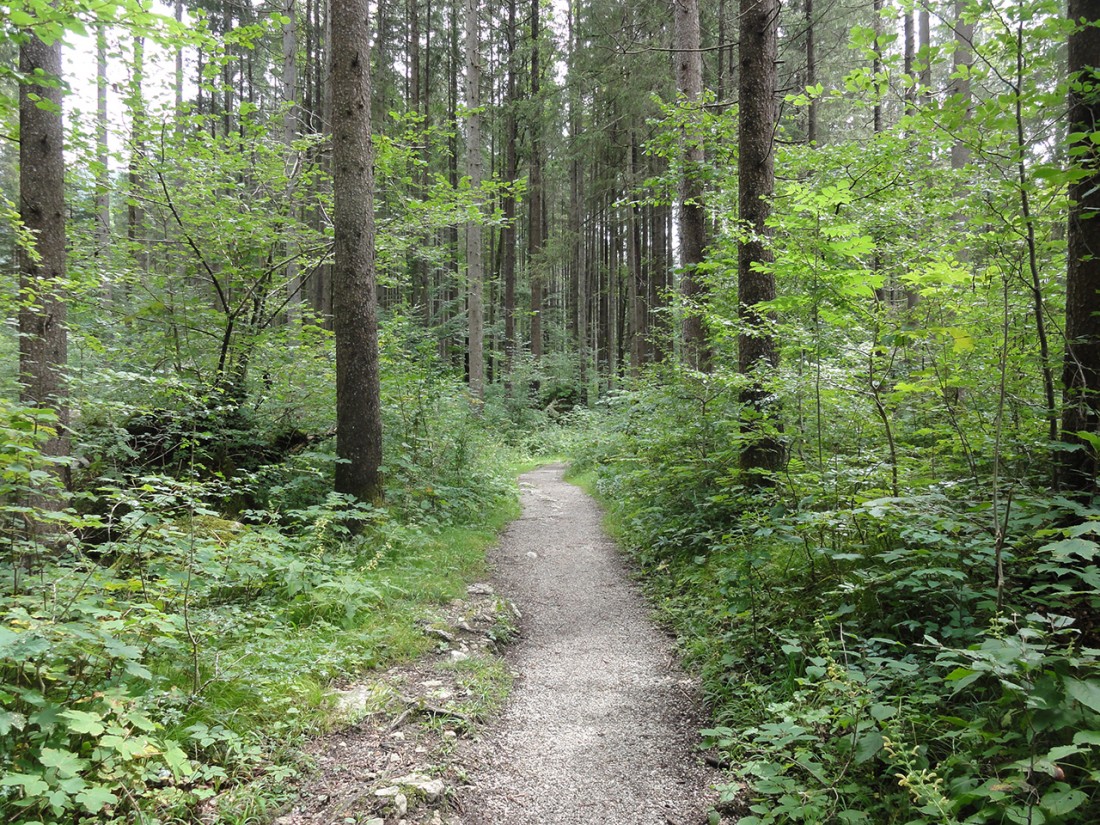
left=456, top=464, right=720, bottom=825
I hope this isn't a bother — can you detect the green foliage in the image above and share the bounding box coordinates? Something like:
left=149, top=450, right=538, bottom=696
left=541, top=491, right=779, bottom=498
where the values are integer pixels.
left=0, top=348, right=519, bottom=824
left=572, top=384, right=1100, bottom=822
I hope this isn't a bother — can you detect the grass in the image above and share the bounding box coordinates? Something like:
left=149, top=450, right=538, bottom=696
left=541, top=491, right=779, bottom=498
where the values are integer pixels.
left=148, top=491, right=523, bottom=821
left=450, top=655, right=514, bottom=719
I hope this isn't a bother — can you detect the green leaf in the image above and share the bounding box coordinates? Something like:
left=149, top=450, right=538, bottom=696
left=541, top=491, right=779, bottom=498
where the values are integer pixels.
left=1064, top=677, right=1100, bottom=713
left=1044, top=744, right=1083, bottom=761
left=869, top=703, right=897, bottom=721
left=1065, top=521, right=1100, bottom=538
left=0, top=772, right=50, bottom=795
left=1041, top=538, right=1099, bottom=561
left=9, top=9, right=34, bottom=25
left=1041, top=787, right=1088, bottom=816
left=60, top=709, right=104, bottom=736
left=0, top=709, right=27, bottom=735
left=1073, top=730, right=1100, bottom=746
left=76, top=785, right=118, bottom=813
left=945, top=667, right=982, bottom=693
left=854, top=731, right=884, bottom=764
left=38, top=748, right=87, bottom=778
left=56, top=775, right=86, bottom=794
left=163, top=742, right=193, bottom=777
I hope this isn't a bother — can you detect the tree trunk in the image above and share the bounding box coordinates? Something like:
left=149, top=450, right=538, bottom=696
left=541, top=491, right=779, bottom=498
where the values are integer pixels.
left=128, top=33, right=148, bottom=273
left=408, top=0, right=430, bottom=322
left=951, top=0, right=973, bottom=170
left=674, top=0, right=708, bottom=370
left=1061, top=1, right=1100, bottom=493
left=317, top=0, right=335, bottom=325
left=718, top=0, right=728, bottom=102
left=331, top=0, right=384, bottom=504
left=175, top=0, right=184, bottom=120
left=806, top=0, right=817, bottom=144
left=528, top=0, right=545, bottom=361
left=439, top=0, right=461, bottom=365
left=650, top=200, right=671, bottom=362
left=872, top=0, right=883, bottom=133
left=18, top=29, right=69, bottom=478
left=502, top=0, right=518, bottom=380
left=96, top=26, right=110, bottom=263
left=569, top=0, right=587, bottom=396
left=903, top=8, right=914, bottom=116
left=919, top=6, right=931, bottom=104
left=738, top=0, right=782, bottom=482
left=628, top=133, right=646, bottom=375
left=283, top=0, right=302, bottom=314
left=465, top=0, right=485, bottom=399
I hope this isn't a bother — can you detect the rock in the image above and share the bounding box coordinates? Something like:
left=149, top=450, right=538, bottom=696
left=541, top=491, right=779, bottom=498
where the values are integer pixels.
left=390, top=731, right=406, bottom=741
left=443, top=730, right=458, bottom=740
left=421, top=680, right=445, bottom=689
left=415, top=779, right=446, bottom=802
left=365, top=820, right=384, bottom=825
left=374, top=786, right=400, bottom=799
left=392, top=773, right=447, bottom=803
left=525, top=551, right=538, bottom=560
left=449, top=650, right=469, bottom=663
left=425, top=626, right=457, bottom=644
left=395, top=793, right=408, bottom=816
left=467, top=583, right=494, bottom=595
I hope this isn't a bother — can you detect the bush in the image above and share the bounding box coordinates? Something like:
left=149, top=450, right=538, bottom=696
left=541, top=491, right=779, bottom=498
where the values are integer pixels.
left=570, top=373, right=1100, bottom=824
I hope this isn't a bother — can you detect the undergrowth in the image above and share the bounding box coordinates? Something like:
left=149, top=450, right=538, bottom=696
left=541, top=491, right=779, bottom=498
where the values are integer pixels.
left=568, top=376, right=1100, bottom=825
left=0, top=365, right=523, bottom=823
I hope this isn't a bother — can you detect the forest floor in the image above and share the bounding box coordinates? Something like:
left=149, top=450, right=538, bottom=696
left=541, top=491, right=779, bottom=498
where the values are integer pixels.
left=270, top=464, right=724, bottom=825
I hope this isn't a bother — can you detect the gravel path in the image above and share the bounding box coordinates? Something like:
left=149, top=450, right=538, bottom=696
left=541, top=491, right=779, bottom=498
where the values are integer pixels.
left=457, top=464, right=720, bottom=825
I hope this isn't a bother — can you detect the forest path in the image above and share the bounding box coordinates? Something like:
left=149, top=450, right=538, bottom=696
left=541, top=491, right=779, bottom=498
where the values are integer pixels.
left=455, top=464, right=721, bottom=825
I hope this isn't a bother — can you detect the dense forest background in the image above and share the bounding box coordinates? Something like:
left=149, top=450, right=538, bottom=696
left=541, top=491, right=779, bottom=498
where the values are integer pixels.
left=4, top=0, right=1100, bottom=821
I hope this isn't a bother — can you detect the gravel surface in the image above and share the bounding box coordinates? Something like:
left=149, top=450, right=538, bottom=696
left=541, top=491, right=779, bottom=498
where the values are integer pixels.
left=457, top=464, right=721, bottom=825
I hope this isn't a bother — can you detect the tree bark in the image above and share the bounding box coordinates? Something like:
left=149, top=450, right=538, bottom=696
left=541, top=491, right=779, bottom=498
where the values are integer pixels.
left=96, top=26, right=110, bottom=263
left=19, top=29, right=69, bottom=477
left=331, top=0, right=384, bottom=503
left=738, top=0, right=782, bottom=482
left=872, top=0, right=883, bottom=133
left=628, top=132, right=647, bottom=375
left=1061, top=0, right=1100, bottom=492
left=408, top=0, right=430, bottom=321
left=283, top=0, right=302, bottom=314
left=128, top=33, right=148, bottom=272
left=174, top=0, right=184, bottom=121
left=570, top=0, right=587, bottom=398
left=674, top=0, right=708, bottom=370
left=903, top=7, right=914, bottom=116
left=805, top=0, right=817, bottom=144
left=503, top=0, right=519, bottom=380
left=465, top=0, right=485, bottom=399
left=951, top=0, right=973, bottom=170
left=438, top=0, right=461, bottom=365
left=528, top=0, right=545, bottom=361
